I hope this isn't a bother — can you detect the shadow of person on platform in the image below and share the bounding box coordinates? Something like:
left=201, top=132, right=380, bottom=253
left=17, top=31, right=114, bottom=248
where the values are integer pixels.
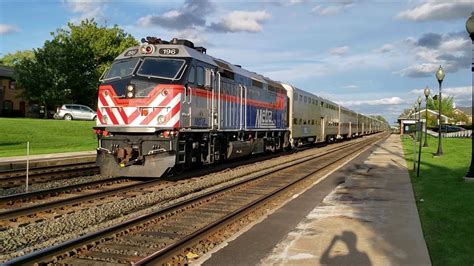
left=320, top=231, right=371, bottom=265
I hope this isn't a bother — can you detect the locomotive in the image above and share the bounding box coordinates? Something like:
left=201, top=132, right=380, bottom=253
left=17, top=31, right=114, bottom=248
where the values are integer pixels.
left=94, top=37, right=385, bottom=177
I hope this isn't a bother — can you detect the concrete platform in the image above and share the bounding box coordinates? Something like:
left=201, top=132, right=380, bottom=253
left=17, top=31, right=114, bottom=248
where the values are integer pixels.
left=0, top=151, right=96, bottom=171
left=203, top=135, right=430, bottom=265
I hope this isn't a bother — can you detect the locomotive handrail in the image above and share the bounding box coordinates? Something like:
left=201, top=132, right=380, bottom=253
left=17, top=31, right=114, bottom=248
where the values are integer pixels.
left=217, top=71, right=221, bottom=130
left=210, top=69, right=215, bottom=129
left=239, top=84, right=244, bottom=131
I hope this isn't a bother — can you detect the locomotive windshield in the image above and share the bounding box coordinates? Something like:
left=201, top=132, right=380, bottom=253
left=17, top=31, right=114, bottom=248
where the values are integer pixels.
left=103, top=58, right=140, bottom=81
left=137, top=58, right=185, bottom=80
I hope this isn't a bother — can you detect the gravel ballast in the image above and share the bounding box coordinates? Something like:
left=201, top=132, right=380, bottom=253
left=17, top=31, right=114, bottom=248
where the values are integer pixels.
left=0, top=137, right=370, bottom=262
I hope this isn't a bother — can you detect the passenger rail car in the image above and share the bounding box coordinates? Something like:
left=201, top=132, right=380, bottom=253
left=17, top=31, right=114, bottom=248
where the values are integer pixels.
left=94, top=37, right=386, bottom=177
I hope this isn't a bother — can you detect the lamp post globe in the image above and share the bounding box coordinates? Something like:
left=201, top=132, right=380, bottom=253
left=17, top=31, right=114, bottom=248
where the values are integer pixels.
left=464, top=12, right=474, bottom=180
left=434, top=65, right=444, bottom=156
left=423, top=86, right=430, bottom=147
left=466, top=12, right=474, bottom=38
left=436, top=65, right=445, bottom=83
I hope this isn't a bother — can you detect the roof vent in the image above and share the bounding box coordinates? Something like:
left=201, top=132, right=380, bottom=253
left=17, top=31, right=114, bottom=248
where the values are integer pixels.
left=141, top=36, right=169, bottom=44
left=195, top=47, right=207, bottom=54
left=170, top=38, right=194, bottom=48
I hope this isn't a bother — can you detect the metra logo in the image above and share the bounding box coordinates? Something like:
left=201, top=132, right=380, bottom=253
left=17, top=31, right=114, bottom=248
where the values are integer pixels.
left=256, top=109, right=276, bottom=128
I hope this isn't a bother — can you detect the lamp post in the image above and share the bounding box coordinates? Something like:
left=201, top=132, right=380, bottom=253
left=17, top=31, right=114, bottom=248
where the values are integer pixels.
left=434, top=65, right=445, bottom=156
left=417, top=96, right=423, bottom=176
left=413, top=103, right=417, bottom=171
left=423, top=86, right=430, bottom=147
left=417, top=96, right=422, bottom=141
left=464, top=12, right=474, bottom=180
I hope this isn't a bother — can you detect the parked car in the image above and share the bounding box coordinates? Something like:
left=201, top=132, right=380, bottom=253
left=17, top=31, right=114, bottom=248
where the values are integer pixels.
left=432, top=125, right=465, bottom=133
left=54, top=104, right=96, bottom=121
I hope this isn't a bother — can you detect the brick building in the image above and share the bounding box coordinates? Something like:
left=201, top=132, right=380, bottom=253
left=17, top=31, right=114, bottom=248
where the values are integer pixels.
left=0, top=65, right=27, bottom=117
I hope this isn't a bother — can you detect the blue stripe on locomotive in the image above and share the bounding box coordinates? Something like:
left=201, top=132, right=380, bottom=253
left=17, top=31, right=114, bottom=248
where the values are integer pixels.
left=245, top=104, right=287, bottom=129
left=218, top=101, right=288, bottom=130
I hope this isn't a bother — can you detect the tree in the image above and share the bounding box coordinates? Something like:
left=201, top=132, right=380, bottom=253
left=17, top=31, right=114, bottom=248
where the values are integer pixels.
left=371, top=115, right=389, bottom=125
left=15, top=38, right=96, bottom=117
left=398, top=108, right=414, bottom=118
left=0, top=50, right=34, bottom=66
left=452, top=110, right=470, bottom=125
left=54, top=19, right=138, bottom=80
left=426, top=95, right=454, bottom=117
left=14, top=20, right=138, bottom=113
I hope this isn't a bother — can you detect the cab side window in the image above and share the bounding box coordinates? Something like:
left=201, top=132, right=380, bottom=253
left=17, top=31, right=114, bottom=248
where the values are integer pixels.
left=188, top=66, right=196, bottom=84
left=197, top=66, right=205, bottom=87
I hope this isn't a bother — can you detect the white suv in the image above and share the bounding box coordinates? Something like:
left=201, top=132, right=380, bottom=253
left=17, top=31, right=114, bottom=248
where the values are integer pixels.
left=54, top=104, right=97, bottom=121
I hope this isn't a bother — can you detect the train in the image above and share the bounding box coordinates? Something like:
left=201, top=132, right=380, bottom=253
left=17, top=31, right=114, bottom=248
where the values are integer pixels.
left=93, top=37, right=387, bottom=177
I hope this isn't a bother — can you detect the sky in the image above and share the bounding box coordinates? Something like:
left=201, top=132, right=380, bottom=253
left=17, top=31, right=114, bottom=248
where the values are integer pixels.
left=0, top=0, right=473, bottom=125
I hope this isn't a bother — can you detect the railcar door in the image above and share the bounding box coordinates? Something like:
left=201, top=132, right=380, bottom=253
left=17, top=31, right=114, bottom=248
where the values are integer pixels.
left=320, top=117, right=325, bottom=142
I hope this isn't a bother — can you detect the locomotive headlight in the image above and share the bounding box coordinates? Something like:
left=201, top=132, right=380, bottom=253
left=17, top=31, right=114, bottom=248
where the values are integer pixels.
left=157, top=115, right=165, bottom=124
left=161, top=89, right=169, bottom=96
left=126, top=84, right=135, bottom=98
left=140, top=44, right=155, bottom=54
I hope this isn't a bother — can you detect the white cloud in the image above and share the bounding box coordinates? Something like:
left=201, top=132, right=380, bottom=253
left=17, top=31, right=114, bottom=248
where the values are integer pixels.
left=396, top=1, right=473, bottom=21
left=409, top=86, right=472, bottom=107
left=137, top=0, right=213, bottom=30
left=0, top=24, right=20, bottom=35
left=398, top=63, right=439, bottom=78
left=408, top=88, right=427, bottom=95
left=342, top=85, right=359, bottom=89
left=64, top=0, right=108, bottom=22
left=329, top=46, right=348, bottom=56
left=337, top=97, right=405, bottom=107
left=374, top=44, right=394, bottom=53
left=444, top=86, right=471, bottom=98
left=174, top=28, right=209, bottom=47
left=393, top=31, right=470, bottom=78
left=312, top=1, right=354, bottom=16
left=210, top=10, right=271, bottom=33
left=439, top=38, right=469, bottom=52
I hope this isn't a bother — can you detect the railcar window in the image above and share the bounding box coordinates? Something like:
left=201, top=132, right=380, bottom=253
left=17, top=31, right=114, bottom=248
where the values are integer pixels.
left=197, top=67, right=204, bottom=86
left=252, top=79, right=263, bottom=88
left=103, top=58, right=140, bottom=81
left=294, top=118, right=298, bottom=125
left=188, top=66, right=195, bottom=84
left=137, top=58, right=185, bottom=80
left=299, top=95, right=303, bottom=101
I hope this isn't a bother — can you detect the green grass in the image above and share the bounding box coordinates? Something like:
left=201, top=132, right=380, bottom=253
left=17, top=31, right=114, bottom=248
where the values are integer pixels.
left=401, top=135, right=474, bottom=266
left=0, top=118, right=97, bottom=157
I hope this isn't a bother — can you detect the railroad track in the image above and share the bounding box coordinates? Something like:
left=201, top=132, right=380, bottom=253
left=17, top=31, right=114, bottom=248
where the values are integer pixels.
left=0, top=177, right=172, bottom=229
left=0, top=176, right=142, bottom=208
left=0, top=162, right=99, bottom=189
left=6, top=133, right=387, bottom=265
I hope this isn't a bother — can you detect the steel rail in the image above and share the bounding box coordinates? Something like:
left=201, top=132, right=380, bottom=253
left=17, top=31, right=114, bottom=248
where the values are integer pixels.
left=0, top=138, right=359, bottom=218
left=0, top=179, right=159, bottom=220
left=134, top=133, right=388, bottom=265
left=0, top=176, right=129, bottom=203
left=6, top=133, right=386, bottom=265
left=0, top=162, right=97, bottom=179
left=0, top=163, right=99, bottom=189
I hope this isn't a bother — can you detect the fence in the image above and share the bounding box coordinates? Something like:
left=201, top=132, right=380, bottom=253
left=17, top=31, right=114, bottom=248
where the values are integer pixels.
left=441, top=130, right=472, bottom=138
